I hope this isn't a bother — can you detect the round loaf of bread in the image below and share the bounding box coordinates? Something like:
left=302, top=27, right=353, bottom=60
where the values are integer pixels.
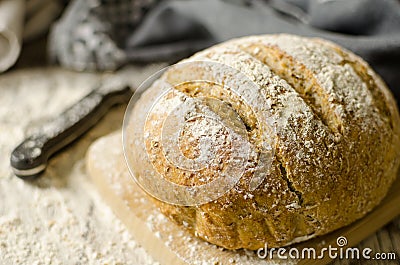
left=125, top=34, right=400, bottom=250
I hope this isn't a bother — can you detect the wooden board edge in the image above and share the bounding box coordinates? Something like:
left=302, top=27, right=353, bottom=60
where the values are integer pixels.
left=86, top=135, right=188, bottom=265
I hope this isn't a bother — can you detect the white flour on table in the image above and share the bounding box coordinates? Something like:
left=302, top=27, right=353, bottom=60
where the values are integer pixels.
left=0, top=66, right=162, bottom=265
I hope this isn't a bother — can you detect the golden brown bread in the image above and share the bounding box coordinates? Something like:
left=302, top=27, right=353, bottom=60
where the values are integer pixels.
left=125, top=34, right=400, bottom=250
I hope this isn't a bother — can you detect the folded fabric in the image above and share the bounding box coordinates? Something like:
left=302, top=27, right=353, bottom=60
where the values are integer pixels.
left=49, top=0, right=158, bottom=71
left=49, top=0, right=400, bottom=100
left=0, top=0, right=24, bottom=73
left=0, top=0, right=65, bottom=73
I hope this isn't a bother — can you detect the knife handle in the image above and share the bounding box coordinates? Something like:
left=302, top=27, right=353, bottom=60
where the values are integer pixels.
left=10, top=81, right=133, bottom=179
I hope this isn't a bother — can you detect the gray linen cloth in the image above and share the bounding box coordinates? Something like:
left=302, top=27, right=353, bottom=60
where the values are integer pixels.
left=49, top=0, right=400, bottom=100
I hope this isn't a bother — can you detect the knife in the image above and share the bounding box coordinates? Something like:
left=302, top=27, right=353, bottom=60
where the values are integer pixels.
left=10, top=78, right=133, bottom=179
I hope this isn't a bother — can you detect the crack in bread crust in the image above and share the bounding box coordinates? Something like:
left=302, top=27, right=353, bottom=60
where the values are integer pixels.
left=313, top=38, right=394, bottom=128
left=239, top=43, right=343, bottom=135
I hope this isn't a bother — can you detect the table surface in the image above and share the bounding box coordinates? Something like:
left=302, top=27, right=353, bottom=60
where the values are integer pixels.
left=0, top=43, right=399, bottom=265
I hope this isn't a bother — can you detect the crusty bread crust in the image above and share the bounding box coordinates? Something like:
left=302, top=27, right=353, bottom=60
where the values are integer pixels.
left=126, top=34, right=400, bottom=250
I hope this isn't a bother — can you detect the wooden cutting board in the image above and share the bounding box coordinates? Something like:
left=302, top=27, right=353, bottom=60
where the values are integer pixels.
left=86, top=131, right=400, bottom=265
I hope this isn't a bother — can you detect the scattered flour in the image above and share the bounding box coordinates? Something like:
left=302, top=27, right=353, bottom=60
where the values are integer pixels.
left=0, top=67, right=161, bottom=265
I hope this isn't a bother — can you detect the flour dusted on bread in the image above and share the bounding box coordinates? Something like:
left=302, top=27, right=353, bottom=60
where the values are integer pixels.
left=126, top=34, right=400, bottom=250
